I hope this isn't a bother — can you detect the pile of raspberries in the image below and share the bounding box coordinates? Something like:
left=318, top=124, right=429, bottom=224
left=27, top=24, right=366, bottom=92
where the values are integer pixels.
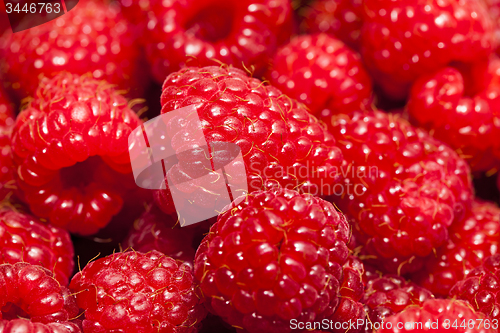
left=2, top=0, right=500, bottom=332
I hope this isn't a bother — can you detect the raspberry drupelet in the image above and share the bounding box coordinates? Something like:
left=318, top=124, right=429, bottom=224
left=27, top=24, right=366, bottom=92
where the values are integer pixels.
left=267, top=34, right=373, bottom=117
left=156, top=65, right=346, bottom=218
left=143, top=0, right=293, bottom=83
left=10, top=72, right=142, bottom=235
left=411, top=200, right=500, bottom=297
left=322, top=109, right=473, bottom=274
left=0, top=262, right=80, bottom=331
left=360, top=0, right=493, bottom=100
left=69, top=250, right=207, bottom=333
left=194, top=188, right=365, bottom=333
left=0, top=0, right=144, bottom=100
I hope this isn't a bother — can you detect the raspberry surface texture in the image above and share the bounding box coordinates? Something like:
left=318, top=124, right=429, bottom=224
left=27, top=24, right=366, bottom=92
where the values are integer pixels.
left=267, top=33, right=372, bottom=117
left=300, top=0, right=363, bottom=50
left=377, top=299, right=494, bottom=333
left=144, top=0, right=293, bottom=83
left=0, top=126, right=15, bottom=202
left=0, top=319, right=81, bottom=333
left=194, top=188, right=364, bottom=333
left=0, top=0, right=143, bottom=99
left=156, top=65, right=346, bottom=218
left=450, top=253, right=500, bottom=322
left=411, top=200, right=500, bottom=296
left=10, top=72, right=141, bottom=235
left=0, top=207, right=74, bottom=286
left=360, top=0, right=493, bottom=100
left=69, top=250, right=206, bottom=333
left=407, top=59, right=500, bottom=173
left=322, top=110, right=473, bottom=274
left=0, top=262, right=79, bottom=327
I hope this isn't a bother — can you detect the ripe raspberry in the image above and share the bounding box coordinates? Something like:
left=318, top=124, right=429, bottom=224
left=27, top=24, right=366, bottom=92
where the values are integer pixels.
left=156, top=65, right=345, bottom=218
left=321, top=110, right=473, bottom=274
left=377, top=299, right=493, bottom=333
left=0, top=0, right=144, bottom=100
left=70, top=250, right=206, bottom=332
left=10, top=72, right=142, bottom=235
left=122, top=205, right=197, bottom=262
left=360, top=0, right=493, bottom=100
left=411, top=200, right=500, bottom=297
left=407, top=59, right=500, bottom=173
left=362, top=275, right=434, bottom=332
left=0, top=207, right=74, bottom=286
left=0, top=126, right=15, bottom=202
left=194, top=188, right=364, bottom=333
left=299, top=0, right=363, bottom=50
left=144, top=0, right=293, bottom=83
left=0, top=86, right=14, bottom=127
left=450, top=254, right=500, bottom=322
left=0, top=319, right=81, bottom=333
left=267, top=34, right=373, bottom=117
left=0, top=262, right=79, bottom=327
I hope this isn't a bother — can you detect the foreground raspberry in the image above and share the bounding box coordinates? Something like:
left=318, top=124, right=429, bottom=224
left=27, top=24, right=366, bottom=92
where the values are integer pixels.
left=407, top=59, right=500, bottom=173
left=144, top=0, right=293, bottom=82
left=411, top=200, right=500, bottom=296
left=11, top=73, right=141, bottom=235
left=0, top=208, right=74, bottom=285
left=378, top=299, right=494, bottom=333
left=0, top=262, right=79, bottom=328
left=70, top=250, right=206, bottom=332
left=450, top=254, right=500, bottom=321
left=194, top=188, right=364, bottom=333
left=360, top=0, right=493, bottom=100
left=0, top=319, right=80, bottom=333
left=156, top=66, right=345, bottom=218
left=322, top=110, right=473, bottom=274
left=267, top=34, right=372, bottom=117
left=362, top=275, right=434, bottom=332
left=300, top=0, right=363, bottom=50
left=122, top=205, right=197, bottom=262
left=0, top=126, right=15, bottom=202
left=0, top=0, right=143, bottom=99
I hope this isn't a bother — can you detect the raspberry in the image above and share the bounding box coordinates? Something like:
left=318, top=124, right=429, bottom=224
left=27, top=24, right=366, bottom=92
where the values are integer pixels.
left=0, top=0, right=144, bottom=100
left=267, top=34, right=373, bottom=117
left=10, top=72, right=142, bottom=235
left=321, top=110, right=473, bottom=274
left=0, top=319, right=81, bottom=333
left=450, top=254, right=500, bottom=322
left=411, top=200, right=500, bottom=297
left=407, top=59, right=500, bottom=173
left=69, top=250, right=206, bottom=332
left=122, top=205, right=197, bottom=262
left=360, top=0, right=493, bottom=100
left=362, top=275, right=434, bottom=332
left=0, top=262, right=79, bottom=327
left=0, top=126, right=15, bottom=202
left=377, top=299, right=493, bottom=333
left=143, top=0, right=293, bottom=83
left=156, top=65, right=345, bottom=219
left=0, top=207, right=74, bottom=286
left=0, top=86, right=14, bottom=127
left=194, top=188, right=364, bottom=333
left=299, top=0, right=363, bottom=50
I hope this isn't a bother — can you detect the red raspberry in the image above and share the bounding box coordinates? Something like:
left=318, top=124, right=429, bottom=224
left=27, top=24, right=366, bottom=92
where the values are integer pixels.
left=0, top=262, right=79, bottom=328
left=360, top=0, right=494, bottom=100
left=377, top=299, right=493, bottom=333
left=321, top=110, right=473, bottom=274
left=122, top=205, right=197, bottom=262
left=10, top=72, right=141, bottom=235
left=0, top=126, right=15, bottom=202
left=0, top=207, right=74, bottom=286
left=0, top=318, right=81, bottom=333
left=69, top=250, right=206, bottom=333
left=362, top=275, right=434, bottom=332
left=156, top=65, right=345, bottom=218
left=299, top=0, right=364, bottom=50
left=194, top=188, right=364, bottom=333
left=411, top=200, right=500, bottom=297
left=450, top=254, right=500, bottom=322
left=0, top=86, right=14, bottom=127
left=267, top=34, right=373, bottom=117
left=0, top=0, right=144, bottom=100
left=143, top=0, right=293, bottom=83
left=407, top=59, right=500, bottom=173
